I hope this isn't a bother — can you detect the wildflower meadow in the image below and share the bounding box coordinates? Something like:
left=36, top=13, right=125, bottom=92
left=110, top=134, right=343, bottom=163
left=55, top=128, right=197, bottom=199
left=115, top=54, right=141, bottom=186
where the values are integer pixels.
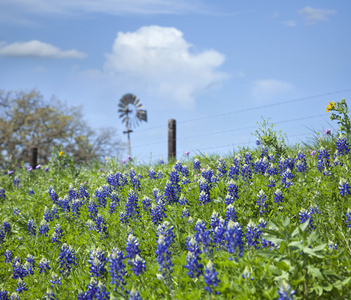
left=1, top=100, right=351, bottom=299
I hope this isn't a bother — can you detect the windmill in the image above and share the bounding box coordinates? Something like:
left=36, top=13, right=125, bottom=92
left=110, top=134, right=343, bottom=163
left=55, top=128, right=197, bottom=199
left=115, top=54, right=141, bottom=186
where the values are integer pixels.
left=118, top=93, right=147, bottom=157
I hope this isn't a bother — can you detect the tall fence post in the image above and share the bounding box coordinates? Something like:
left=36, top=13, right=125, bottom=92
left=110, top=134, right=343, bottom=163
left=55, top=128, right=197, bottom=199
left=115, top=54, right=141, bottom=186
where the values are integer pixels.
left=30, top=146, right=38, bottom=169
left=168, top=119, right=176, bottom=161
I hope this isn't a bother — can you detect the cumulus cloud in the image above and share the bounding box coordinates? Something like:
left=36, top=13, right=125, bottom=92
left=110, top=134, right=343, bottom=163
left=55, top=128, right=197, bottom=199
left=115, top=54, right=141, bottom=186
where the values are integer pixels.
left=283, top=20, right=296, bottom=27
left=0, top=40, right=87, bottom=59
left=252, top=79, right=293, bottom=101
left=102, top=25, right=226, bottom=108
left=298, top=6, right=336, bottom=25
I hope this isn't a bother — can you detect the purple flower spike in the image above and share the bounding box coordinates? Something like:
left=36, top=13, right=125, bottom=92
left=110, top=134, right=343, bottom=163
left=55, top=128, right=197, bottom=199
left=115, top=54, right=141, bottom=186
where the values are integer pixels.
left=36, top=164, right=41, bottom=169
left=45, top=167, right=49, bottom=172
left=27, top=166, right=33, bottom=172
left=310, top=150, right=316, bottom=156
left=8, top=171, right=14, bottom=175
left=184, top=151, right=190, bottom=156
left=324, top=128, right=331, bottom=135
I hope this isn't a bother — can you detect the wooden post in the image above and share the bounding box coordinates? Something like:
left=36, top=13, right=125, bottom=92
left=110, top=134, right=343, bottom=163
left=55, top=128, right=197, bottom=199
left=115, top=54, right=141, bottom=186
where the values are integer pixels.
left=168, top=119, right=176, bottom=161
left=30, top=146, right=38, bottom=169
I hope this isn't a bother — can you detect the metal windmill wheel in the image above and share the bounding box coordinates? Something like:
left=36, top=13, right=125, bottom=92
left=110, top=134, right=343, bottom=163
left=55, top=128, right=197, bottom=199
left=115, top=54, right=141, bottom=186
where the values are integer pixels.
left=118, top=93, right=147, bottom=157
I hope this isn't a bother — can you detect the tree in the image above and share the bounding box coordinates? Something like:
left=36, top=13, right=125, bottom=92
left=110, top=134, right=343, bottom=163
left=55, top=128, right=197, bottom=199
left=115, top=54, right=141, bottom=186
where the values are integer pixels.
left=0, top=89, right=123, bottom=169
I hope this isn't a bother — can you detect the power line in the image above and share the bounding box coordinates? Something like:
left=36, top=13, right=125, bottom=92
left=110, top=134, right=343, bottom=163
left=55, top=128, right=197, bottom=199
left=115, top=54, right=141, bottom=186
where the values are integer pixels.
left=132, top=113, right=327, bottom=148
left=133, top=89, right=351, bottom=133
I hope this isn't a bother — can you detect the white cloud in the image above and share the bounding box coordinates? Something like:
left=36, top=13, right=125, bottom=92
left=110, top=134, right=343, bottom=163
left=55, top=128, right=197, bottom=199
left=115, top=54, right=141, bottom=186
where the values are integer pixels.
left=101, top=25, right=227, bottom=108
left=283, top=20, right=296, bottom=27
left=252, top=79, right=293, bottom=101
left=298, top=6, right=336, bottom=25
left=0, top=40, right=87, bottom=59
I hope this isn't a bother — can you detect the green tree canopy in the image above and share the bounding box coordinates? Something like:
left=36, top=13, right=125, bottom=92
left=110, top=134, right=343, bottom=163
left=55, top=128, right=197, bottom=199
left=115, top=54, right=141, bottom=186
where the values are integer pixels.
left=0, top=89, right=123, bottom=169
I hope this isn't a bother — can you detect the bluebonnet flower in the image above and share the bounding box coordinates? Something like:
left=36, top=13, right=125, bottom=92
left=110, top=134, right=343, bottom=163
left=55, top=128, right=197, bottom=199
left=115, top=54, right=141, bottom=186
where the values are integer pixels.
left=95, top=281, right=109, bottom=300
left=0, top=229, right=4, bottom=244
left=181, top=207, right=190, bottom=218
left=130, top=169, right=141, bottom=191
left=212, top=217, right=226, bottom=248
left=257, top=190, right=268, bottom=214
left=210, top=211, right=220, bottom=232
left=268, top=176, right=276, bottom=187
left=71, top=199, right=82, bottom=217
left=39, top=220, right=49, bottom=236
left=299, top=206, right=320, bottom=232
left=59, top=244, right=77, bottom=276
left=14, top=177, right=20, bottom=188
left=119, top=212, right=128, bottom=226
left=5, top=249, right=13, bottom=263
left=256, top=138, right=261, bottom=146
left=241, top=164, right=252, bottom=181
left=10, top=292, right=20, bottom=300
left=228, top=180, right=239, bottom=201
left=179, top=194, right=189, bottom=205
left=204, top=260, right=220, bottom=295
left=184, top=251, right=203, bottom=278
left=229, top=155, right=241, bottom=179
left=174, top=160, right=182, bottom=172
left=216, top=157, right=227, bottom=177
left=226, top=221, right=244, bottom=258
left=181, top=165, right=189, bottom=177
left=27, top=220, right=36, bottom=236
left=182, top=177, right=190, bottom=185
left=282, top=169, right=293, bottom=189
left=109, top=191, right=119, bottom=214
left=44, top=289, right=57, bottom=300
left=83, top=278, right=98, bottom=300
left=87, top=220, right=95, bottom=231
left=51, top=204, right=59, bottom=220
left=268, top=163, right=278, bottom=176
left=13, top=207, right=20, bottom=216
left=279, top=156, right=294, bottom=174
left=226, top=204, right=237, bottom=222
left=68, top=184, right=78, bottom=201
left=89, top=248, right=107, bottom=278
left=159, top=158, right=165, bottom=164
left=0, top=290, right=9, bottom=300
left=79, top=184, right=89, bottom=202
left=201, top=167, right=214, bottom=181
left=150, top=201, right=166, bottom=226
left=244, top=152, right=253, bottom=167
left=130, top=254, right=146, bottom=276
left=194, top=219, right=212, bottom=254
left=95, top=187, right=107, bottom=208
left=88, top=199, right=98, bottom=220
left=157, top=221, right=175, bottom=244
left=295, top=150, right=307, bottom=172
left=274, top=189, right=284, bottom=204
left=39, top=258, right=51, bottom=274
left=185, top=236, right=202, bottom=256
left=44, top=206, right=53, bottom=222
left=328, top=241, right=338, bottom=250
left=246, top=221, right=260, bottom=249
left=28, top=188, right=35, bottom=195
left=3, top=220, right=10, bottom=233
left=48, top=187, right=58, bottom=204
left=164, top=169, right=180, bottom=204
left=156, top=233, right=174, bottom=281
left=129, top=287, right=142, bottom=300
left=125, top=234, right=141, bottom=259
left=339, top=178, right=351, bottom=197
left=94, top=214, right=109, bottom=239
left=317, top=147, right=331, bottom=173
left=12, top=257, right=28, bottom=279
left=50, top=272, right=62, bottom=287
left=16, top=278, right=28, bottom=293
left=0, top=188, right=5, bottom=200
left=51, top=224, right=63, bottom=243
left=157, top=170, right=163, bottom=179
left=142, top=196, right=151, bottom=212
left=125, top=190, right=141, bottom=220
left=148, top=167, right=157, bottom=180
left=333, top=155, right=343, bottom=167
left=199, top=190, right=210, bottom=206
left=277, top=281, right=295, bottom=300
left=23, top=260, right=35, bottom=275
left=242, top=266, right=254, bottom=280
left=58, top=195, right=70, bottom=212
left=336, top=134, right=350, bottom=155
left=108, top=248, right=127, bottom=292
left=346, top=208, right=351, bottom=228
left=199, top=176, right=211, bottom=195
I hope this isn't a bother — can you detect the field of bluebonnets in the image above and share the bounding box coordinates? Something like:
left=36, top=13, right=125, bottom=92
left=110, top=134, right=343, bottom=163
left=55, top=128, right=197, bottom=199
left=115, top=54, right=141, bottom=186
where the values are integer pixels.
left=1, top=100, right=351, bottom=300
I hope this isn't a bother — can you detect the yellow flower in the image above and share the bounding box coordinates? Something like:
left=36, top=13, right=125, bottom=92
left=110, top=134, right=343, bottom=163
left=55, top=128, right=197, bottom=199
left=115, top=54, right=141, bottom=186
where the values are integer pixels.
left=326, top=101, right=336, bottom=112
left=59, top=151, right=63, bottom=156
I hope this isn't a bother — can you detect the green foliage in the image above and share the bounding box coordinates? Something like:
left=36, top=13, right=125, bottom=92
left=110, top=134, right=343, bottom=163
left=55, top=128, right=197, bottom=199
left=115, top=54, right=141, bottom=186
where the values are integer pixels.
left=327, top=99, right=351, bottom=139
left=254, top=117, right=288, bottom=157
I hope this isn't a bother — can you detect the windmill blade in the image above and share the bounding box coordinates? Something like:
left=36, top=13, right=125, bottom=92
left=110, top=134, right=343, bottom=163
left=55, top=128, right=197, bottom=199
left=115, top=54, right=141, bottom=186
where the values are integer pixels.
left=136, top=109, right=147, bottom=122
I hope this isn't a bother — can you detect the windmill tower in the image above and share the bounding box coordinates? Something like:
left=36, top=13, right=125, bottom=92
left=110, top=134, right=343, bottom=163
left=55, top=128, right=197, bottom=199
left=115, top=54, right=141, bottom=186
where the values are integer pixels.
left=118, top=94, right=147, bottom=157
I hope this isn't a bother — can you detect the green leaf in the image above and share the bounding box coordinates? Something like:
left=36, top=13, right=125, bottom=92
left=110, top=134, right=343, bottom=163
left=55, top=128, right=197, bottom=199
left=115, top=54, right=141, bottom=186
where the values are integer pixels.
left=264, top=235, right=284, bottom=245
left=299, top=220, right=310, bottom=232
left=311, top=243, right=327, bottom=252
left=288, top=241, right=303, bottom=250
left=307, top=265, right=324, bottom=279
left=257, top=250, right=285, bottom=260
left=302, top=247, right=324, bottom=258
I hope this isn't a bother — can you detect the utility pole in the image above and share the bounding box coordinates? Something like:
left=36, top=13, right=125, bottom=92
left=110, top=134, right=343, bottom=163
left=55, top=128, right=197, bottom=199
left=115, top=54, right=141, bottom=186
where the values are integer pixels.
left=168, top=119, right=176, bottom=161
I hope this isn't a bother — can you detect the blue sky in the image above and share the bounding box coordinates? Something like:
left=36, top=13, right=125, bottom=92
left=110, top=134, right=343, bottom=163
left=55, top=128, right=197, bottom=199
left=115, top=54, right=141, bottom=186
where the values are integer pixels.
left=1, top=1, right=351, bottom=163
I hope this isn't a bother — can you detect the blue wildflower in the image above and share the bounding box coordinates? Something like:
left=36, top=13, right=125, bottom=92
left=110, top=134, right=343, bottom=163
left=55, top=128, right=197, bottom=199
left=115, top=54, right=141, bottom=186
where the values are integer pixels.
left=58, top=244, right=77, bottom=276
left=277, top=281, right=295, bottom=300
left=125, top=190, right=141, bottom=220
left=130, top=254, right=146, bottom=276
left=204, top=260, right=220, bottom=295
left=12, top=257, right=28, bottom=279
left=339, top=178, right=351, bottom=197
left=51, top=224, right=63, bottom=243
left=50, top=272, right=62, bottom=287
left=71, top=199, right=82, bottom=217
left=0, top=188, right=5, bottom=200
left=226, top=204, right=237, bottom=222
left=179, top=194, right=189, bottom=205
left=256, top=190, right=268, bottom=214
left=129, top=287, right=142, bottom=300
left=89, top=248, right=107, bottom=278
left=150, top=202, right=166, bottom=226
left=38, top=258, right=51, bottom=274
left=108, top=248, right=127, bottom=292
left=109, top=191, right=119, bottom=214
left=39, top=220, right=49, bottom=236
left=88, top=199, right=98, bottom=220
left=241, top=164, right=252, bottom=181
left=79, top=184, right=89, bottom=202
left=184, top=251, right=203, bottom=278
left=125, top=234, right=141, bottom=259
left=5, top=249, right=13, bottom=263
left=94, top=214, right=109, bottom=239
left=346, top=208, right=351, bottom=228
left=155, top=233, right=174, bottom=282
left=268, top=176, right=276, bottom=187
left=282, top=169, right=293, bottom=188
left=336, top=135, right=350, bottom=155
left=16, top=278, right=28, bottom=294
left=216, top=157, right=227, bottom=177
left=226, top=221, right=244, bottom=258
left=14, top=177, right=20, bottom=188
left=317, top=147, right=331, bottom=173
left=48, top=187, right=58, bottom=204
left=148, top=167, right=157, bottom=180
left=95, top=281, right=109, bottom=300
left=181, top=207, right=190, bottom=218
left=27, top=220, right=36, bottom=236
left=274, top=189, right=284, bottom=203
left=194, top=219, right=212, bottom=254
left=194, top=158, right=201, bottom=171
left=142, top=196, right=151, bottom=212
left=246, top=221, right=260, bottom=249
